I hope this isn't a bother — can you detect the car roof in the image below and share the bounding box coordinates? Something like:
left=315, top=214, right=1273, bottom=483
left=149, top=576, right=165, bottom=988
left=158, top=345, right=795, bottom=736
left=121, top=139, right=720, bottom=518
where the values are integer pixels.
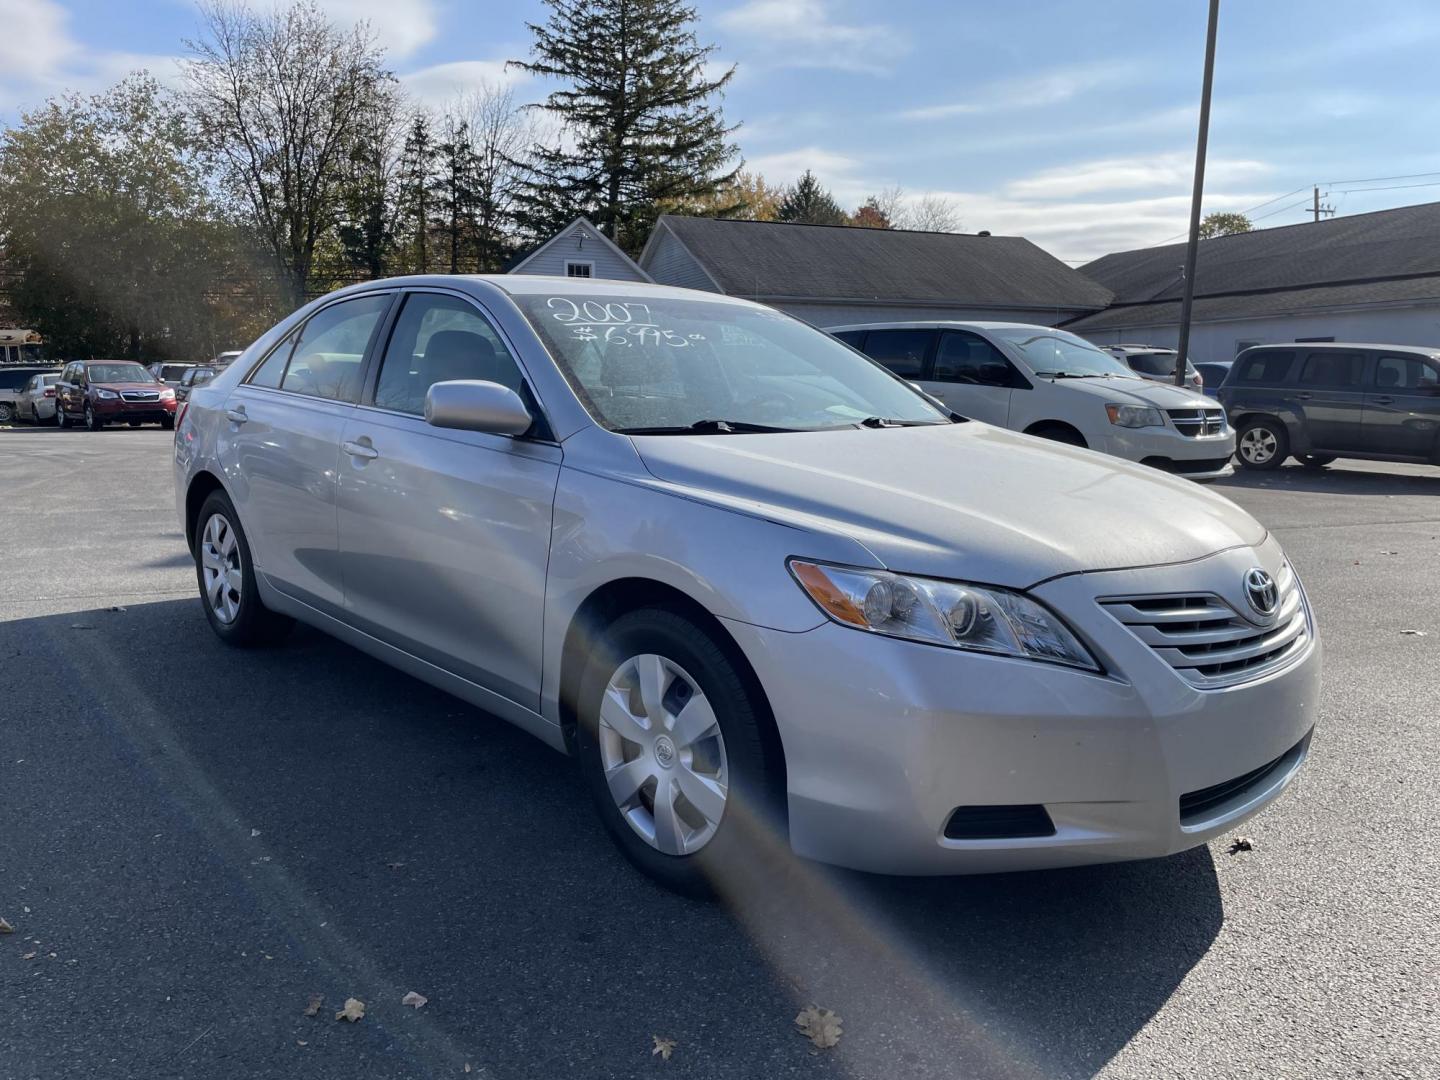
left=823, top=319, right=1063, bottom=332
left=1240, top=342, right=1440, bottom=356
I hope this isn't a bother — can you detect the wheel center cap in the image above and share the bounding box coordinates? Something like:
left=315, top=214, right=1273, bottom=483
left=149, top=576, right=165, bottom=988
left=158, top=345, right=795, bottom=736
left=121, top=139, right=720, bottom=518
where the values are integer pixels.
left=653, top=734, right=677, bottom=769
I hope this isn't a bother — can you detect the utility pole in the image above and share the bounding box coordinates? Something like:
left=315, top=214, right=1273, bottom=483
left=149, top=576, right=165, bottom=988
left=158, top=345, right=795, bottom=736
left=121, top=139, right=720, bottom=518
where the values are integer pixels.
left=1174, top=0, right=1220, bottom=386
left=1309, top=185, right=1334, bottom=222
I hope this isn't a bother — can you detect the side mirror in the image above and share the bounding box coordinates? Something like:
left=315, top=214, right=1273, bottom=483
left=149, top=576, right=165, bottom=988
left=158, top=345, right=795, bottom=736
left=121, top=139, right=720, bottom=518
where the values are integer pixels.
left=425, top=380, right=533, bottom=436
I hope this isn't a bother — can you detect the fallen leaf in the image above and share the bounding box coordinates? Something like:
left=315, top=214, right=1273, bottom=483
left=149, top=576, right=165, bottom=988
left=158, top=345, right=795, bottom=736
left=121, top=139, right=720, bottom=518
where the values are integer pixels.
left=387, top=861, right=406, bottom=870
left=70, top=623, right=94, bottom=630
left=652, top=1035, right=676, bottom=1061
left=335, top=997, right=365, bottom=1022
left=1229, top=836, right=1254, bottom=853
left=402, top=991, right=427, bottom=1009
left=296, top=1040, right=308, bottom=1047
left=303, top=993, right=324, bottom=1017
left=795, top=1005, right=843, bottom=1049
left=464, top=1065, right=472, bottom=1074
left=250, top=828, right=262, bottom=837
left=108, top=605, right=128, bottom=612
left=0, top=917, right=13, bottom=934
left=1399, top=629, right=1428, bottom=636
left=21, top=952, right=36, bottom=960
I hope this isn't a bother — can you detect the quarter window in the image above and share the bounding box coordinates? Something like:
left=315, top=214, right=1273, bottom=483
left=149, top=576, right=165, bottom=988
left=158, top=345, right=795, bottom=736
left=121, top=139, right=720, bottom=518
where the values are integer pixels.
left=1297, top=350, right=1365, bottom=389
left=373, top=293, right=525, bottom=416
left=278, top=294, right=390, bottom=402
left=863, top=330, right=932, bottom=379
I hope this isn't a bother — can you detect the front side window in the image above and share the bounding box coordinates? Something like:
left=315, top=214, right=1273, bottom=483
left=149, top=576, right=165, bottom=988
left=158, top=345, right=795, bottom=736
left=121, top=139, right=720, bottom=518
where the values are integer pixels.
left=1298, top=350, right=1365, bottom=389
left=933, top=330, right=1018, bottom=387
left=512, top=292, right=948, bottom=433
left=863, top=330, right=932, bottom=379
left=277, top=294, right=390, bottom=402
left=988, top=328, right=1137, bottom=379
left=1375, top=354, right=1440, bottom=393
left=374, top=293, right=525, bottom=416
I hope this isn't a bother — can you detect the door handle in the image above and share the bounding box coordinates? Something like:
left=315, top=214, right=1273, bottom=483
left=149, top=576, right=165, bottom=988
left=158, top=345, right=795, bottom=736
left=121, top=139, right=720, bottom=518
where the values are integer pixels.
left=225, top=406, right=248, bottom=424
left=342, top=439, right=379, bottom=460
left=1371, top=395, right=1395, bottom=405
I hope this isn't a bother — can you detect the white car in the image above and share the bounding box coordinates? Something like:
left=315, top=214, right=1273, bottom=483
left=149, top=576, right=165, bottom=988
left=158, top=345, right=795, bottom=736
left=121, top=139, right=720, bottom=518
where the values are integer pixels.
left=832, top=322, right=1234, bottom=481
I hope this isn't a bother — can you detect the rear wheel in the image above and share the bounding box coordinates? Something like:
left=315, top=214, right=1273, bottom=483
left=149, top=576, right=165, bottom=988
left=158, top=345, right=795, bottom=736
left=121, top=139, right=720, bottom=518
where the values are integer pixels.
left=194, top=490, right=294, bottom=647
left=0, top=402, right=13, bottom=423
left=576, top=608, right=783, bottom=897
left=1236, top=418, right=1289, bottom=470
left=1298, top=454, right=1336, bottom=468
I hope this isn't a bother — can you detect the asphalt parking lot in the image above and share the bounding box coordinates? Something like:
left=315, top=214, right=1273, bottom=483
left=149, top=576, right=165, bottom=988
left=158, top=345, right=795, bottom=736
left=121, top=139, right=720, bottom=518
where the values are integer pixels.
left=2, top=425, right=1437, bottom=1080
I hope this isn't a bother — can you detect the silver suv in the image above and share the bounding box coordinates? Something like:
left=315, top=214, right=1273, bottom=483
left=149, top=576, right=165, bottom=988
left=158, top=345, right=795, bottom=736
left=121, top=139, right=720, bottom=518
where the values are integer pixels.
left=176, top=277, right=1319, bottom=894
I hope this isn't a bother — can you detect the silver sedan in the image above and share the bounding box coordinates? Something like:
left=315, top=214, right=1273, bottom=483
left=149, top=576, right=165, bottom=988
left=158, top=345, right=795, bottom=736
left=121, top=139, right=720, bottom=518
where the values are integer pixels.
left=175, top=276, right=1319, bottom=895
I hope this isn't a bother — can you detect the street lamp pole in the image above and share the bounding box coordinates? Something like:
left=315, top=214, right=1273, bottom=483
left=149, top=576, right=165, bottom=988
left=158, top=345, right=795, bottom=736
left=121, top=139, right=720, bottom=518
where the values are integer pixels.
left=1175, top=0, right=1220, bottom=386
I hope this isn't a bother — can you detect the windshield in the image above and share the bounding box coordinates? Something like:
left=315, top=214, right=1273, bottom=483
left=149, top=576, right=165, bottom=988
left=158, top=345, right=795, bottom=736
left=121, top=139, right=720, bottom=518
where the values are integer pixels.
left=87, top=363, right=155, bottom=383
left=991, top=328, right=1138, bottom=379
left=513, top=293, right=948, bottom=432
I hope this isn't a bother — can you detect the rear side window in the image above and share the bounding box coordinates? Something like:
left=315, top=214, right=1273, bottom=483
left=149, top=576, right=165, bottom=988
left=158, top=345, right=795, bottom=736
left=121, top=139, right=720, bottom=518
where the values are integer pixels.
left=1375, top=354, right=1440, bottom=393
left=862, top=330, right=932, bottom=378
left=280, top=295, right=390, bottom=402
left=248, top=328, right=299, bottom=388
left=1298, top=350, right=1365, bottom=389
left=1237, top=350, right=1295, bottom=384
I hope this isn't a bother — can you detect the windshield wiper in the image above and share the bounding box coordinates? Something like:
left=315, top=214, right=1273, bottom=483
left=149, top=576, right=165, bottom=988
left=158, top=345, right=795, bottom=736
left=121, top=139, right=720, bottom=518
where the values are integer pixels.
left=856, top=416, right=948, bottom=428
left=1033, top=370, right=1109, bottom=379
left=616, top=419, right=801, bottom=435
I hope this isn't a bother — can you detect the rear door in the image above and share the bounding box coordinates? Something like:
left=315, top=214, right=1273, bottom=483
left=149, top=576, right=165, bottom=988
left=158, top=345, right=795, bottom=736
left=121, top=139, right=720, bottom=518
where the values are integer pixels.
left=222, top=291, right=393, bottom=615
left=1363, top=351, right=1440, bottom=458
left=336, top=289, right=561, bottom=710
left=927, top=328, right=1024, bottom=425
left=1293, top=348, right=1369, bottom=451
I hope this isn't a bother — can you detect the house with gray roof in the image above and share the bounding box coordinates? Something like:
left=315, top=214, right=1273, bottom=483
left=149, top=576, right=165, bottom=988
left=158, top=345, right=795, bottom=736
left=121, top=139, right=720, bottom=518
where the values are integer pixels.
left=507, top=216, right=651, bottom=283
left=1069, top=201, right=1440, bottom=362
left=637, top=214, right=1112, bottom=327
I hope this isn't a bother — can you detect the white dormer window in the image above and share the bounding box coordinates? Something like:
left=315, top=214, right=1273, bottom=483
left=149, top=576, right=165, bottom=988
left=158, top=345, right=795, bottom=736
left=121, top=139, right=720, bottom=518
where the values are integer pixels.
left=565, top=260, right=594, bottom=278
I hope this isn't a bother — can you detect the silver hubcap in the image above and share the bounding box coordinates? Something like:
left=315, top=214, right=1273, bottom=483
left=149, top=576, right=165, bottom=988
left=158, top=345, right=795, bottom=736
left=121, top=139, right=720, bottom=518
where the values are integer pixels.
left=598, top=653, right=729, bottom=856
left=1240, top=427, right=1277, bottom=463
left=200, top=513, right=243, bottom=624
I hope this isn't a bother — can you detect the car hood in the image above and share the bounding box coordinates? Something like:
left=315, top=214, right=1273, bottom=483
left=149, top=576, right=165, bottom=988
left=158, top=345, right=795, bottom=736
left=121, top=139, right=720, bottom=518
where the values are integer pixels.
left=1053, top=376, right=1213, bottom=408
left=631, top=422, right=1265, bottom=588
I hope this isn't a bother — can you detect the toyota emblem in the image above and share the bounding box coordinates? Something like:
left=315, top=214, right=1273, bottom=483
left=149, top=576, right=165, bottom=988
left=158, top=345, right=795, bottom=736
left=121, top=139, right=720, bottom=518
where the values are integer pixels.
left=1244, top=568, right=1279, bottom=618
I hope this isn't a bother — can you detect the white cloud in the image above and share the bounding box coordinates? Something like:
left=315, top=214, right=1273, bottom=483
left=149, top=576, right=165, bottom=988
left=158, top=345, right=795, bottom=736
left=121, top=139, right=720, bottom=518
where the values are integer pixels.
left=900, top=63, right=1121, bottom=120
left=717, top=0, right=906, bottom=74
left=400, top=59, right=529, bottom=110
left=317, top=0, right=438, bottom=59
left=0, top=0, right=76, bottom=82
left=743, top=145, right=860, bottom=185
left=1004, top=153, right=1271, bottom=200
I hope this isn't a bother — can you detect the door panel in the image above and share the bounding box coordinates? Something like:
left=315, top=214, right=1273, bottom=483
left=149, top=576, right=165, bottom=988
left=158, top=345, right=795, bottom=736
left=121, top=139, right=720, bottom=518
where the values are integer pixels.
left=925, top=329, right=1020, bottom=426
left=1363, top=353, right=1440, bottom=458
left=1294, top=349, right=1368, bottom=451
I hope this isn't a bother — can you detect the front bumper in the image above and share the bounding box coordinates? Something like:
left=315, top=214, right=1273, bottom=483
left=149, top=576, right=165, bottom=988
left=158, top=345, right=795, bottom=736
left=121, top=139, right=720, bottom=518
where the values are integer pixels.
left=724, top=538, right=1319, bottom=875
left=92, top=396, right=177, bottom=423
left=1094, top=426, right=1236, bottom=481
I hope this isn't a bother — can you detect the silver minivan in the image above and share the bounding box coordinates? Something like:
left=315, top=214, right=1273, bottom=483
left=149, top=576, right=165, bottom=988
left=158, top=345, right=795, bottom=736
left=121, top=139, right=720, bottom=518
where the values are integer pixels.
left=176, top=277, right=1318, bottom=894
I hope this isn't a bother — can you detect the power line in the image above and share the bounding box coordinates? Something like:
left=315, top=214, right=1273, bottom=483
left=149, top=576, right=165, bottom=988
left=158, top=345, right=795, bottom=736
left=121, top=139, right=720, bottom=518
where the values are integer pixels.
left=1322, top=170, right=1440, bottom=187
left=1249, top=196, right=1314, bottom=223
left=1335, top=179, right=1440, bottom=195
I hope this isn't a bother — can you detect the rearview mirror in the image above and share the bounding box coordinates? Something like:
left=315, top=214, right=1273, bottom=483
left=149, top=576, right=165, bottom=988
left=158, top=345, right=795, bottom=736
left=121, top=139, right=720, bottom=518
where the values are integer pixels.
left=425, top=380, right=533, bottom=436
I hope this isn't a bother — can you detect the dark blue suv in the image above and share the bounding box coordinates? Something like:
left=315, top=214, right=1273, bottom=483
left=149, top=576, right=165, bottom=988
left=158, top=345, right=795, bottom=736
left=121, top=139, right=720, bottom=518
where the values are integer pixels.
left=1218, top=344, right=1440, bottom=470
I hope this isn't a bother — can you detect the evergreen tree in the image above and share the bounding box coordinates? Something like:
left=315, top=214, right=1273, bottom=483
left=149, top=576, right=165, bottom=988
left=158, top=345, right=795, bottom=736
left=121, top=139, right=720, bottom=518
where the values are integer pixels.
left=336, top=87, right=404, bottom=280
left=434, top=115, right=481, bottom=274
left=398, top=113, right=437, bottom=272
left=509, top=0, right=740, bottom=251
left=776, top=171, right=847, bottom=226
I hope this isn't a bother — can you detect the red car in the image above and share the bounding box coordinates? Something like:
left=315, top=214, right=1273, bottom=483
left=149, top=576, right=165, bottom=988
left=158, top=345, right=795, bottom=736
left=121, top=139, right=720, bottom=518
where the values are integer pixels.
left=56, top=360, right=177, bottom=431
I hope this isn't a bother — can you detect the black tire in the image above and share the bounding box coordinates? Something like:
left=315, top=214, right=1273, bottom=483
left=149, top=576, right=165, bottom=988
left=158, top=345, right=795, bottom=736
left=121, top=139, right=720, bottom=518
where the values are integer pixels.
left=0, top=403, right=13, bottom=423
left=576, top=607, right=784, bottom=898
left=1298, top=454, right=1336, bottom=468
left=84, top=403, right=103, bottom=431
left=56, top=404, right=70, bottom=429
left=1236, top=418, right=1289, bottom=470
left=193, top=490, right=294, bottom=647
left=161, top=416, right=175, bottom=431
left=1030, top=423, right=1086, bottom=447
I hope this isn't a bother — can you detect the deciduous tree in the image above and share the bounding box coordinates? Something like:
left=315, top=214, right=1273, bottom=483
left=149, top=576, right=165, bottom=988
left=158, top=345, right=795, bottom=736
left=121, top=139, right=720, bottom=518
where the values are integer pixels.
left=1198, top=211, right=1253, bottom=239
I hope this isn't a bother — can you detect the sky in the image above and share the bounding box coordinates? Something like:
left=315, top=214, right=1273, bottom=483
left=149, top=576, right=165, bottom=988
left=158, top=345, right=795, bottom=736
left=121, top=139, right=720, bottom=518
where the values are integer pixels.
left=4, top=0, right=1440, bottom=263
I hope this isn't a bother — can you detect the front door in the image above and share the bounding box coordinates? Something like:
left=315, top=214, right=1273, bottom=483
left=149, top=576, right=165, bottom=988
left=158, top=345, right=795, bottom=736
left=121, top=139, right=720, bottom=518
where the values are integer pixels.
left=222, top=292, right=392, bottom=614
left=336, top=290, right=561, bottom=711
left=924, top=328, right=1025, bottom=425
left=1363, top=351, right=1440, bottom=458
left=1293, top=348, right=1369, bottom=451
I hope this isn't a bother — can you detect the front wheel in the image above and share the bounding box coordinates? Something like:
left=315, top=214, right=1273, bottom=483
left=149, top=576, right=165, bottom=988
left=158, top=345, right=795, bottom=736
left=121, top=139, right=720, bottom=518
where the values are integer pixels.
left=1236, top=419, right=1289, bottom=470
left=56, top=404, right=69, bottom=429
left=194, top=490, right=294, bottom=647
left=84, top=404, right=103, bottom=431
left=576, top=608, right=784, bottom=897
left=0, top=402, right=13, bottom=423
left=161, top=415, right=175, bottom=431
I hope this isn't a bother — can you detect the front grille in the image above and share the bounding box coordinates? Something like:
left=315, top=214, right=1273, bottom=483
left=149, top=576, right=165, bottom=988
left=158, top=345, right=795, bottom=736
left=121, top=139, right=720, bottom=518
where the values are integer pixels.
left=1179, top=732, right=1310, bottom=824
left=120, top=391, right=160, bottom=402
left=1166, top=407, right=1227, bottom=437
left=943, top=804, right=1056, bottom=840
left=1099, top=562, right=1310, bottom=689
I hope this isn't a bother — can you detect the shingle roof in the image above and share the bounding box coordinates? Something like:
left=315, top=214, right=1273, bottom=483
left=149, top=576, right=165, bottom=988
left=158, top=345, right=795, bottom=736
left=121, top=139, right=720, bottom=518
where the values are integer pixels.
left=1065, top=274, right=1440, bottom=332
left=649, top=215, right=1113, bottom=311
left=1080, top=200, right=1440, bottom=305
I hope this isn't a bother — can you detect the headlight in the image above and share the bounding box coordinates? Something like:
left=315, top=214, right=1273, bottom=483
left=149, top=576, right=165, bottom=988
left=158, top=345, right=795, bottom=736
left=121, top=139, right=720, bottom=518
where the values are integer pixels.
left=789, top=560, right=1099, bottom=671
left=160, top=388, right=176, bottom=400
left=1105, top=403, right=1165, bottom=428
left=95, top=389, right=118, bottom=400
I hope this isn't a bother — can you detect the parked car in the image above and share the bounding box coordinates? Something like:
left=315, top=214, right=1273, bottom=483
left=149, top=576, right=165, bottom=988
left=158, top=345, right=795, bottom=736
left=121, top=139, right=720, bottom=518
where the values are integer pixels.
left=0, top=365, right=62, bottom=422
left=148, top=362, right=198, bottom=387
left=56, top=359, right=177, bottom=431
left=1195, top=361, right=1233, bottom=399
left=17, top=372, right=63, bottom=423
left=1220, top=343, right=1440, bottom=470
left=830, top=321, right=1234, bottom=481
left=176, top=277, right=1318, bottom=894
left=1099, top=344, right=1204, bottom=392
left=175, top=366, right=218, bottom=403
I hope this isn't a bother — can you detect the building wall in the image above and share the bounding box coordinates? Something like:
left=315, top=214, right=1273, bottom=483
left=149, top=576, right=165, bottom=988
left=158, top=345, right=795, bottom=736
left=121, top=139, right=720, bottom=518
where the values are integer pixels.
left=1077, top=303, right=1440, bottom=363
left=510, top=221, right=648, bottom=282
left=770, top=301, right=1093, bottom=329
left=641, top=230, right=720, bottom=292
